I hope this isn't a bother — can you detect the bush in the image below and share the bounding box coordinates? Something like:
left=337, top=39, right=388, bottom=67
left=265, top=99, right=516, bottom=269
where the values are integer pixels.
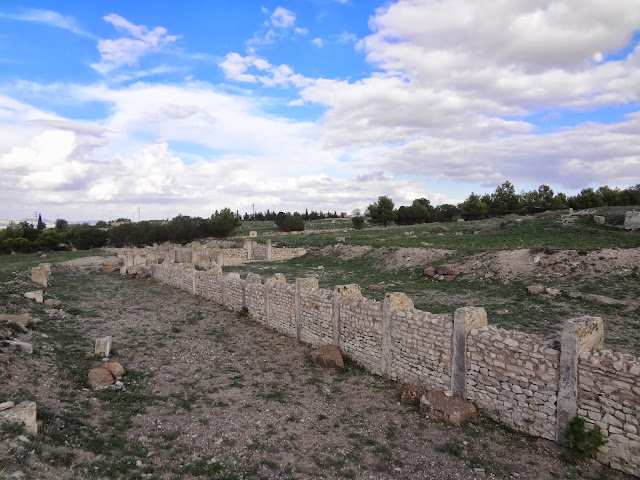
left=275, top=213, right=304, bottom=232
left=564, top=417, right=607, bottom=462
left=351, top=216, right=365, bottom=230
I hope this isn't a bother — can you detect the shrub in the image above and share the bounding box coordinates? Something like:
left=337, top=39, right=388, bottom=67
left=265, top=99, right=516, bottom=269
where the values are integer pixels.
left=351, top=216, right=365, bottom=230
left=564, top=417, right=607, bottom=462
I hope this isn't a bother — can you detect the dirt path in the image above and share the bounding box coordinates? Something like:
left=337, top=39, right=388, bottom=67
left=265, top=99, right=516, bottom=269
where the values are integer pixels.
left=0, top=258, right=634, bottom=479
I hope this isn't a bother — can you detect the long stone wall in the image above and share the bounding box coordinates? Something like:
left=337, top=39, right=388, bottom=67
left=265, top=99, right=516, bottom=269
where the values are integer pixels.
left=145, top=262, right=640, bottom=477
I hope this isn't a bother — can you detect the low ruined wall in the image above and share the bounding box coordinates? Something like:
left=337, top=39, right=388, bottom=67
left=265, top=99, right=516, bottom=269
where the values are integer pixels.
left=467, top=326, right=559, bottom=441
left=578, top=350, right=640, bottom=474
left=147, top=262, right=640, bottom=477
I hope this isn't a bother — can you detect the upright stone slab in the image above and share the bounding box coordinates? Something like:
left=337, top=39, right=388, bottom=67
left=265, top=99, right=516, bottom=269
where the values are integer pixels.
left=30, top=266, right=48, bottom=287
left=451, top=307, right=487, bottom=398
left=244, top=239, right=253, bottom=260
left=125, top=251, right=134, bottom=268
left=266, top=240, right=273, bottom=261
left=243, top=273, right=262, bottom=309
left=295, top=277, right=319, bottom=341
left=264, top=273, right=286, bottom=327
left=24, top=290, right=44, bottom=303
left=249, top=231, right=257, bottom=238
left=332, top=285, right=361, bottom=346
left=382, top=293, right=414, bottom=377
left=624, top=211, right=640, bottom=230
left=215, top=250, right=225, bottom=267
left=95, top=336, right=112, bottom=356
left=556, top=316, right=603, bottom=445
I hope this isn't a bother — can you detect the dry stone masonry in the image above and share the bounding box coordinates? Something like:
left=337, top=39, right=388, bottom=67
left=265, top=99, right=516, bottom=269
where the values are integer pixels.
left=129, top=255, right=640, bottom=476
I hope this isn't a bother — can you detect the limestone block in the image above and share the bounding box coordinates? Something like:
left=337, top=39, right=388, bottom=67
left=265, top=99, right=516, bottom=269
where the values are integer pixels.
left=95, top=336, right=112, bottom=356
left=310, top=345, right=344, bottom=368
left=30, top=266, right=48, bottom=287
left=296, top=277, right=318, bottom=290
left=44, top=299, right=61, bottom=307
left=385, top=292, right=414, bottom=313
left=249, top=231, right=257, bottom=237
left=420, top=391, right=477, bottom=425
left=88, top=367, right=114, bottom=388
left=623, top=211, right=640, bottom=230
left=102, top=362, right=125, bottom=378
left=527, top=285, right=545, bottom=295
left=24, top=291, right=44, bottom=303
left=335, top=284, right=361, bottom=299
left=336, top=237, right=345, bottom=242
left=0, top=313, right=30, bottom=331
left=593, top=215, right=605, bottom=225
left=101, top=266, right=117, bottom=273
left=119, top=266, right=127, bottom=275
left=0, top=401, right=37, bottom=435
left=0, top=401, right=14, bottom=411
left=3, top=340, right=33, bottom=354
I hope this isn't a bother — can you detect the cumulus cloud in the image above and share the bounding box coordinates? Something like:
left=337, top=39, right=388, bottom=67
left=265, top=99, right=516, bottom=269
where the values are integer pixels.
left=91, top=14, right=180, bottom=73
left=0, top=9, right=92, bottom=37
left=312, top=38, right=324, bottom=48
left=270, top=7, right=296, bottom=28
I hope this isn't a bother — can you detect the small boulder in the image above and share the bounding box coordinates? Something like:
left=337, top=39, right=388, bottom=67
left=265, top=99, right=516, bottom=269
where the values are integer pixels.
left=310, top=345, right=344, bottom=369
left=526, top=285, right=545, bottom=295
left=368, top=284, right=387, bottom=291
left=593, top=215, right=605, bottom=225
left=400, top=385, right=426, bottom=405
left=423, top=267, right=436, bottom=277
left=420, top=391, right=477, bottom=425
left=102, top=362, right=125, bottom=378
left=582, top=294, right=625, bottom=307
left=88, top=368, right=114, bottom=388
left=101, top=266, right=117, bottom=273
left=0, top=401, right=37, bottom=435
left=24, top=291, right=44, bottom=303
left=623, top=211, right=640, bottom=230
left=3, top=340, right=33, bottom=354
left=545, top=287, right=562, bottom=297
left=0, top=314, right=31, bottom=332
left=43, top=299, right=61, bottom=307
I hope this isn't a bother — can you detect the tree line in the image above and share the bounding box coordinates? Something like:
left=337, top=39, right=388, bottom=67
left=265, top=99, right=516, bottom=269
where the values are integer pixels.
left=0, top=209, right=241, bottom=254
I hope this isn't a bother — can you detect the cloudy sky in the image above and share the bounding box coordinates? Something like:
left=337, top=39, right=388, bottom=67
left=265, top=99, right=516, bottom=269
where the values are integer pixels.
left=1, top=0, right=639, bottom=222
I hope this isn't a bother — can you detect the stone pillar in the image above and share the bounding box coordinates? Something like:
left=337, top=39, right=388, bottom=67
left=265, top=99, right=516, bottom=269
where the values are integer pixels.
left=215, top=250, right=224, bottom=267
left=556, top=316, right=603, bottom=445
left=451, top=307, right=487, bottom=398
left=192, top=269, right=197, bottom=295
left=245, top=239, right=253, bottom=260
left=332, top=285, right=361, bottom=347
left=264, top=274, right=286, bottom=327
left=295, top=277, right=319, bottom=342
left=382, top=293, right=414, bottom=378
left=221, top=273, right=241, bottom=309
left=125, top=251, right=134, bottom=268
left=243, top=273, right=262, bottom=310
left=266, top=240, right=273, bottom=261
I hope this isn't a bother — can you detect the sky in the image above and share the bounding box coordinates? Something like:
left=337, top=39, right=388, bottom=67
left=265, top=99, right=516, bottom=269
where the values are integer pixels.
left=0, top=0, right=639, bottom=223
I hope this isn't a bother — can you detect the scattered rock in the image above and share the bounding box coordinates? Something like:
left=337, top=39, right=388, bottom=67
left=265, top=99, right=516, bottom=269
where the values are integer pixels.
left=545, top=287, right=562, bottom=296
left=24, top=291, right=44, bottom=303
left=400, top=385, right=426, bottom=405
left=533, top=256, right=540, bottom=264
left=623, top=211, right=640, bottom=230
left=43, top=299, right=61, bottom=307
left=424, top=264, right=460, bottom=281
left=582, top=294, right=625, bottom=307
left=88, top=367, right=115, bottom=388
left=310, top=345, right=344, bottom=368
left=95, top=336, right=112, bottom=356
left=0, top=401, right=15, bottom=411
left=526, top=285, right=545, bottom=295
left=368, top=284, right=387, bottom=291
left=0, top=401, right=37, bottom=435
left=419, top=391, right=477, bottom=425
left=593, top=215, right=605, bottom=225
left=103, top=361, right=125, bottom=378
left=335, top=237, right=345, bottom=242
left=101, top=266, right=117, bottom=273
left=3, top=340, right=33, bottom=354
left=495, top=309, right=509, bottom=315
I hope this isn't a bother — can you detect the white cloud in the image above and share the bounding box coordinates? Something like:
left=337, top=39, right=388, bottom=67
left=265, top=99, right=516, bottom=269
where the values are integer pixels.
left=91, top=14, right=180, bottom=73
left=220, top=53, right=312, bottom=88
left=312, top=38, right=324, bottom=48
left=270, top=7, right=296, bottom=28
left=295, top=27, right=309, bottom=36
left=0, top=9, right=92, bottom=37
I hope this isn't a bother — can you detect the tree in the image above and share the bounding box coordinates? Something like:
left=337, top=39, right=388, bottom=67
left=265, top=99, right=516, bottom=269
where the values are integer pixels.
left=459, top=193, right=489, bottom=220
left=209, top=208, right=241, bottom=237
left=95, top=220, right=108, bottom=228
left=568, top=188, right=604, bottom=209
left=491, top=181, right=520, bottom=215
left=351, top=216, right=365, bottom=230
left=33, top=230, right=61, bottom=250
left=431, top=204, right=460, bottom=222
left=367, top=196, right=396, bottom=227
left=396, top=199, right=430, bottom=225
left=275, top=212, right=304, bottom=232
left=37, top=214, right=46, bottom=231
left=55, top=219, right=69, bottom=233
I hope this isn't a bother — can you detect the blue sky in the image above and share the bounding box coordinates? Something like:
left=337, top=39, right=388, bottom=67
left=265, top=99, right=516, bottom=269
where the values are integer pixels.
left=0, top=1, right=639, bottom=222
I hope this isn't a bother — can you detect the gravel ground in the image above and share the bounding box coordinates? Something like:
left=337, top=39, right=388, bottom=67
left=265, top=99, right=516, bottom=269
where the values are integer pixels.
left=0, top=256, right=634, bottom=480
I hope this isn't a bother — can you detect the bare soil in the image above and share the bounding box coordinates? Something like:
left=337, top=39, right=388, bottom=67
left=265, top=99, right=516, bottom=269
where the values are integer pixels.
left=0, top=256, right=634, bottom=479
